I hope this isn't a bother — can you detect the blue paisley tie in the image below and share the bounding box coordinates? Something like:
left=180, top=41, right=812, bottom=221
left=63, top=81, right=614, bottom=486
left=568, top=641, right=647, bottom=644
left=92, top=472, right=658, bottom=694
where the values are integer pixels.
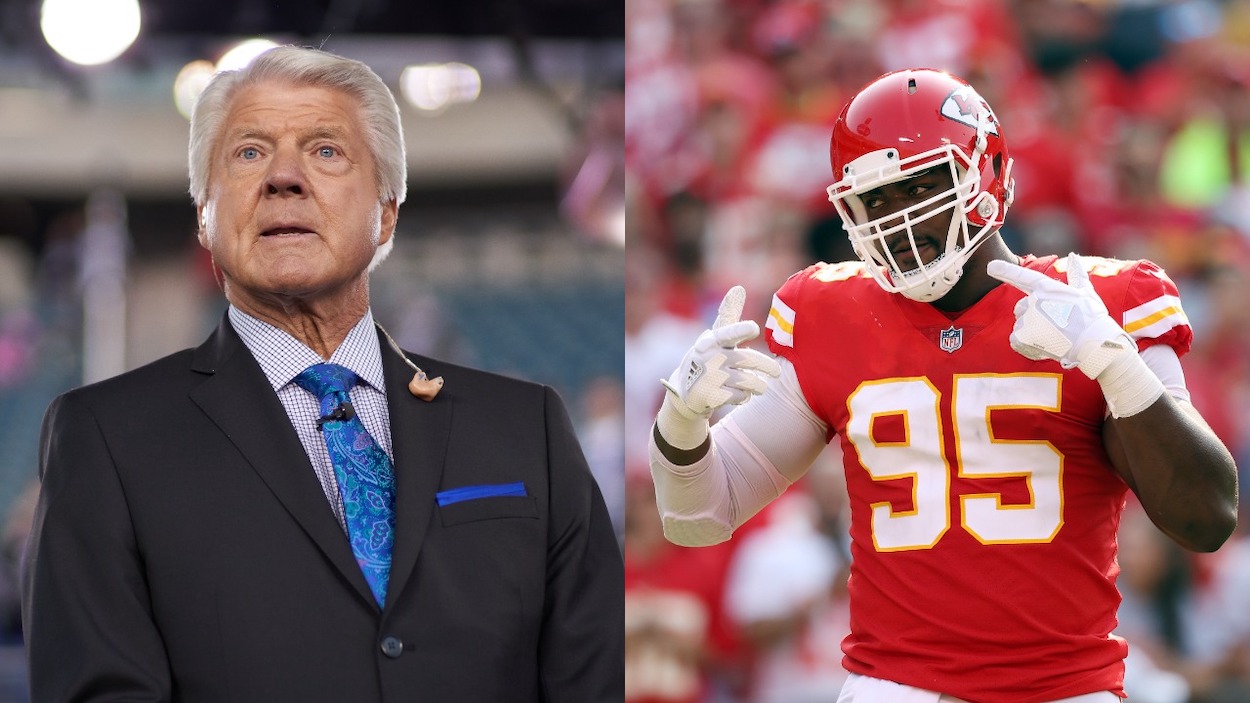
left=294, top=363, right=395, bottom=607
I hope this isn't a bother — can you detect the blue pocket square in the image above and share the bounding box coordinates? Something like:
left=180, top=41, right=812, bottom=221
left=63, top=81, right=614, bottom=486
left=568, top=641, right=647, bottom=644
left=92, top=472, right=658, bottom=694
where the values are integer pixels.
left=436, top=482, right=527, bottom=507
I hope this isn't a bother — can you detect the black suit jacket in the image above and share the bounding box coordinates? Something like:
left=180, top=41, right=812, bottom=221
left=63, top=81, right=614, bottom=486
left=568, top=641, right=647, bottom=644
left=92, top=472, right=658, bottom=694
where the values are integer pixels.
left=22, top=316, right=624, bottom=702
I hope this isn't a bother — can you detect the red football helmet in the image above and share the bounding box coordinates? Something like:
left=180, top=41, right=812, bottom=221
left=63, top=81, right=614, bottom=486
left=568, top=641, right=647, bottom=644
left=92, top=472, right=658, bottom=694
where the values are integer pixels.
left=827, top=69, right=1014, bottom=302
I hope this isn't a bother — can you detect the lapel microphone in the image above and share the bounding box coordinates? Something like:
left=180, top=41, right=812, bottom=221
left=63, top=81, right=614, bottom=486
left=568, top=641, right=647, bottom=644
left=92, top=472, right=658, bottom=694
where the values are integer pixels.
left=316, top=401, right=355, bottom=430
left=376, top=324, right=444, bottom=401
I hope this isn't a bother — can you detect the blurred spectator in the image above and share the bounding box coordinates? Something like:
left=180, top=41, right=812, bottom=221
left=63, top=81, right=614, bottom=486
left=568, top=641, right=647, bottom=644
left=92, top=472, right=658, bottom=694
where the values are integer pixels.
left=1159, top=40, right=1250, bottom=212
left=723, top=449, right=850, bottom=703
left=1179, top=523, right=1250, bottom=702
left=624, top=246, right=705, bottom=478
left=1116, top=504, right=1197, bottom=703
left=625, top=476, right=742, bottom=703
left=875, top=0, right=1025, bottom=77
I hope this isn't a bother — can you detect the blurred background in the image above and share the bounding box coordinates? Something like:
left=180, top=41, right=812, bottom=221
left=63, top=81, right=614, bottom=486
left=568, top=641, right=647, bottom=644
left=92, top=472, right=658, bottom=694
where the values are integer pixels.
left=625, top=1, right=1250, bottom=702
left=0, top=0, right=624, bottom=698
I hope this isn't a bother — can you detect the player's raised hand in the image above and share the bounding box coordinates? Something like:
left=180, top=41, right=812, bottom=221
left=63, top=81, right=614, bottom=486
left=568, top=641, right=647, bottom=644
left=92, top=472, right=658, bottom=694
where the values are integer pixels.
left=660, top=286, right=782, bottom=422
left=986, top=253, right=1135, bottom=380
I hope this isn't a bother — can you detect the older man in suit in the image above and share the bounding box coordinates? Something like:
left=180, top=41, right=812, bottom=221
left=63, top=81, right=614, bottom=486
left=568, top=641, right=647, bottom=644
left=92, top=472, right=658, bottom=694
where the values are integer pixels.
left=22, top=46, right=623, bottom=702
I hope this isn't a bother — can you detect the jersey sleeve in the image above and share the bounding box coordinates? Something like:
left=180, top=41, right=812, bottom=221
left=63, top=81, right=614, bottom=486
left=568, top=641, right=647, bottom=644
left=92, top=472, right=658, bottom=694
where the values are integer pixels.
left=764, top=266, right=811, bottom=362
left=1117, top=259, right=1193, bottom=358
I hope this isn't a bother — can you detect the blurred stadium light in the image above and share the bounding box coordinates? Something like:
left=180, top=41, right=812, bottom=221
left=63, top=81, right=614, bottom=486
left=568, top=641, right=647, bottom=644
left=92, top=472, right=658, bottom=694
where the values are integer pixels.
left=400, top=62, right=482, bottom=112
left=213, top=37, right=281, bottom=72
left=39, top=0, right=141, bottom=66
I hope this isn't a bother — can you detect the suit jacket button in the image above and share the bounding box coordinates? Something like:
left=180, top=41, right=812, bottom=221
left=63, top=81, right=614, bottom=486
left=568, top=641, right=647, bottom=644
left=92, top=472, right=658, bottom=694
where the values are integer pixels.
left=380, top=636, right=404, bottom=658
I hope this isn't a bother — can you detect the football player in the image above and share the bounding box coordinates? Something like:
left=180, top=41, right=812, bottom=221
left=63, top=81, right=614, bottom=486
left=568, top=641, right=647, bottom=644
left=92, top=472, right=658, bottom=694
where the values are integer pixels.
left=648, top=68, right=1239, bottom=703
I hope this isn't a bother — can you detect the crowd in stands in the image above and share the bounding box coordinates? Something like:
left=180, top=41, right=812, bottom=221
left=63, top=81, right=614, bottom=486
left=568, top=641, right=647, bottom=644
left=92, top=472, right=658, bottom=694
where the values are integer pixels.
left=625, top=1, right=1250, bottom=701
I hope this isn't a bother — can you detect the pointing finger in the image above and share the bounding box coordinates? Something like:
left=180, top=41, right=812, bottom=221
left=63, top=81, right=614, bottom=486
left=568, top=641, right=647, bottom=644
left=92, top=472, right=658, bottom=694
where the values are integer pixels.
left=713, top=285, right=746, bottom=331
left=1065, top=252, right=1091, bottom=291
left=986, top=259, right=1056, bottom=295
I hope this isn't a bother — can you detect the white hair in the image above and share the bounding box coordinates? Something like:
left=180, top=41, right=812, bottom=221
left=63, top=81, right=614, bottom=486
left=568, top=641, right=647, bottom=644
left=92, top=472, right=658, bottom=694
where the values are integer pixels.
left=188, top=46, right=406, bottom=268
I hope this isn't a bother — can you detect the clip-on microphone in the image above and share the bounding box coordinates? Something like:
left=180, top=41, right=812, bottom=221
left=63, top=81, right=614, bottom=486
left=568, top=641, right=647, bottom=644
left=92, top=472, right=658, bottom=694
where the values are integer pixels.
left=316, top=401, right=356, bottom=430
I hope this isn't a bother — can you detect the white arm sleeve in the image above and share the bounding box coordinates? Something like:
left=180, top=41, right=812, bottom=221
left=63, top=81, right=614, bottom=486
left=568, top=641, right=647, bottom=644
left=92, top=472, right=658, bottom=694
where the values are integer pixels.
left=1141, top=343, right=1189, bottom=402
left=649, top=358, right=830, bottom=546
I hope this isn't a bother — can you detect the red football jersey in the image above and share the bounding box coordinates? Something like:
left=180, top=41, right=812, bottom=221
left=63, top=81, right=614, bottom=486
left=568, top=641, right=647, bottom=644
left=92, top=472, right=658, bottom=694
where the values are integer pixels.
left=762, top=254, right=1191, bottom=702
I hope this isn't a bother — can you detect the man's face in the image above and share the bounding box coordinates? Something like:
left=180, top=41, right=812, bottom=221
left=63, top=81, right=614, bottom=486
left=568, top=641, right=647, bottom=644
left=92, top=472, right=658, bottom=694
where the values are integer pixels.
left=856, top=166, right=956, bottom=272
left=198, top=80, right=397, bottom=308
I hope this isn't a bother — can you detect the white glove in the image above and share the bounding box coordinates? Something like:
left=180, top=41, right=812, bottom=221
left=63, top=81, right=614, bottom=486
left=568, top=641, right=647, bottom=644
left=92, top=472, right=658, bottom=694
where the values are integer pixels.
left=987, top=253, right=1164, bottom=417
left=656, top=286, right=781, bottom=449
left=986, top=253, right=1130, bottom=377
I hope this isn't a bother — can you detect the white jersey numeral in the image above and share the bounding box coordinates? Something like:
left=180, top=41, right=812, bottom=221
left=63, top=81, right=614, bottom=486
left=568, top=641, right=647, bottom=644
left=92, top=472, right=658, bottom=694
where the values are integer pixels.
left=846, top=374, right=1064, bottom=551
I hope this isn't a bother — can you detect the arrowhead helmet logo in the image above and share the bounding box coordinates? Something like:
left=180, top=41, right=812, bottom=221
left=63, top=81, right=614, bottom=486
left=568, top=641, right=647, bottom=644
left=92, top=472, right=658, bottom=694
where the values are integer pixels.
left=940, top=85, right=999, bottom=136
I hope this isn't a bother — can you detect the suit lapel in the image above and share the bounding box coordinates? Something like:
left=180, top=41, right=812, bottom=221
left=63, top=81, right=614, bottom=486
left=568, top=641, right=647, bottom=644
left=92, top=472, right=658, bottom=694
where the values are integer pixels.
left=379, top=332, right=452, bottom=613
left=187, top=317, right=378, bottom=610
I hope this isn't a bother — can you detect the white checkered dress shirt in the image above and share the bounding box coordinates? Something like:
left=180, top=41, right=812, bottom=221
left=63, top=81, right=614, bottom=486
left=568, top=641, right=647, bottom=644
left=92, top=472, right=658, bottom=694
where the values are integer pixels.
left=228, top=306, right=393, bottom=530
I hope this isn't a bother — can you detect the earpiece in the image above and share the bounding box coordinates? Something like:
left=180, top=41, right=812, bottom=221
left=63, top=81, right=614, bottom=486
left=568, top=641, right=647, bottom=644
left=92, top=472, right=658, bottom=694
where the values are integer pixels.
left=407, top=373, right=444, bottom=401
left=377, top=324, right=444, bottom=401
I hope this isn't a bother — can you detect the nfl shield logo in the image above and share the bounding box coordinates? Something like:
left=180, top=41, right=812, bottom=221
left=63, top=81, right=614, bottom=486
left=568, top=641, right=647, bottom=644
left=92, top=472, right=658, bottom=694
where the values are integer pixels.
left=939, top=326, right=963, bottom=353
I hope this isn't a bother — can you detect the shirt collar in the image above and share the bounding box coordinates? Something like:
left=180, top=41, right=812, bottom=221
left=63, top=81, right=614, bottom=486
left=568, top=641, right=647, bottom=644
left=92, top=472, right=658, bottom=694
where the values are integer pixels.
left=227, top=306, right=386, bottom=393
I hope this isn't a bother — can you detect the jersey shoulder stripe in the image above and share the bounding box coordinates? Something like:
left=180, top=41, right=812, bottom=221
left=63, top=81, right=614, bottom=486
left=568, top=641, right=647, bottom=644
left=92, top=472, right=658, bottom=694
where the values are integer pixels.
left=1123, top=294, right=1187, bottom=341
left=767, top=294, right=796, bottom=348
left=766, top=261, right=877, bottom=356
